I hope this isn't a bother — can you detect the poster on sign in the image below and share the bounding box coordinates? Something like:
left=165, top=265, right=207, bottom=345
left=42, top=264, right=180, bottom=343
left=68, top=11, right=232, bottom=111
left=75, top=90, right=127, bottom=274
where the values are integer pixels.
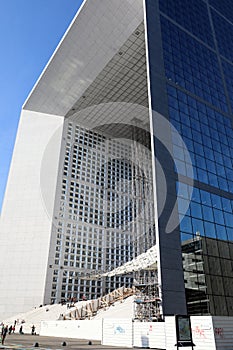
left=177, top=316, right=192, bottom=341
left=175, top=315, right=195, bottom=349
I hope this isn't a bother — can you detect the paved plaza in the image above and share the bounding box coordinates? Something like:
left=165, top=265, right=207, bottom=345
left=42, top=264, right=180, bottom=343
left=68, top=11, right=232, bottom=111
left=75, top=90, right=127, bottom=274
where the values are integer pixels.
left=0, top=334, right=126, bottom=350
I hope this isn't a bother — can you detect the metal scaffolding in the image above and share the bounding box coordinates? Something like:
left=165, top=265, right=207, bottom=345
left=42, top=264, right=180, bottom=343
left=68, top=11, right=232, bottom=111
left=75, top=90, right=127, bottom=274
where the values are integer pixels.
left=133, top=270, right=161, bottom=322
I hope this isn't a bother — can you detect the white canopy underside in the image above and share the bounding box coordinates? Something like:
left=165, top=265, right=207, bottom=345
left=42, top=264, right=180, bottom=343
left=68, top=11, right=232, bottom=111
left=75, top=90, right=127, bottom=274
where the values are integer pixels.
left=94, top=245, right=157, bottom=278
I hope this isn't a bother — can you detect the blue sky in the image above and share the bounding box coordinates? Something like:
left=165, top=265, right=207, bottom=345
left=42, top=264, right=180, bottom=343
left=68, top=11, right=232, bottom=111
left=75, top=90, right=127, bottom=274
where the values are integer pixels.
left=0, top=0, right=84, bottom=212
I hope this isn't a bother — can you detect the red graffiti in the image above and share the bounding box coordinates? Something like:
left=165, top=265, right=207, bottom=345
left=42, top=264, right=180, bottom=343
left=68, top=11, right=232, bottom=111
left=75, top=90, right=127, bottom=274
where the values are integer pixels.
left=214, top=328, right=223, bottom=338
left=192, top=325, right=206, bottom=338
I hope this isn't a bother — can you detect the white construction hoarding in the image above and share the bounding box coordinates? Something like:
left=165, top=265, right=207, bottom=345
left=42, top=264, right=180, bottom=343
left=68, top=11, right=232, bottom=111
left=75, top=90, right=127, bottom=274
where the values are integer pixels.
left=40, top=320, right=102, bottom=340
left=40, top=316, right=233, bottom=349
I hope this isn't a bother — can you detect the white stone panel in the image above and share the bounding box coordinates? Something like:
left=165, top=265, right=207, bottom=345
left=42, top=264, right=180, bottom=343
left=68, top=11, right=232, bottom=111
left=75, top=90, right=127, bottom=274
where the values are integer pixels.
left=0, top=110, right=63, bottom=319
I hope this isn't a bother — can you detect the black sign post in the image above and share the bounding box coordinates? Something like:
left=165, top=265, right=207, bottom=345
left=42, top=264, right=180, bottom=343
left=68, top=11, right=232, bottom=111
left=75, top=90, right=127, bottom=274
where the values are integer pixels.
left=175, top=315, right=195, bottom=349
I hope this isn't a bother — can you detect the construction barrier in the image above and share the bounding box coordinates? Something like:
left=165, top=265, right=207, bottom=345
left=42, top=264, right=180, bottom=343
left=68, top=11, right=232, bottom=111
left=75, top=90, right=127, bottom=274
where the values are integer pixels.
left=133, top=321, right=166, bottom=348
left=40, top=316, right=233, bottom=349
left=40, top=320, right=102, bottom=340
left=102, top=318, right=133, bottom=348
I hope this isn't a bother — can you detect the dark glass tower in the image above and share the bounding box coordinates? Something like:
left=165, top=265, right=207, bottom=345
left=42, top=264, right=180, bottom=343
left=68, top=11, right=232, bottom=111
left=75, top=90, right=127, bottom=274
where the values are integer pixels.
left=146, top=0, right=233, bottom=315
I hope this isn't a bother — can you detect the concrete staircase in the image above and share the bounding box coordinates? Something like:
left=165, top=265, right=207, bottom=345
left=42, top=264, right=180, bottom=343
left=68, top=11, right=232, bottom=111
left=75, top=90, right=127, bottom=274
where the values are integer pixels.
left=2, top=286, right=135, bottom=334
